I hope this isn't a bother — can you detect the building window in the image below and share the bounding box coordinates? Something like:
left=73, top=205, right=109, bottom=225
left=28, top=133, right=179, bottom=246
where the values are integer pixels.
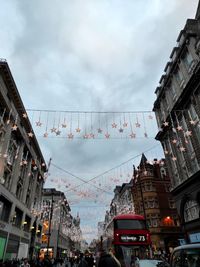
left=184, top=200, right=200, bottom=222
left=12, top=207, right=23, bottom=228
left=182, top=51, right=193, bottom=70
left=7, top=138, right=18, bottom=166
left=168, top=198, right=176, bottom=209
left=171, top=83, right=177, bottom=101
left=174, top=67, right=184, bottom=84
left=0, top=195, right=12, bottom=222
left=16, top=177, right=23, bottom=200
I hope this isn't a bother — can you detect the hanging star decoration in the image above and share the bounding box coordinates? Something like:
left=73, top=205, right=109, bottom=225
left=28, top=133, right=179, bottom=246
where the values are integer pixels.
left=41, top=163, right=46, bottom=167
left=190, top=120, right=196, bottom=125
left=50, top=127, right=57, bottom=133
left=43, top=132, right=48, bottom=138
left=97, top=128, right=103, bottom=134
left=62, top=123, right=67, bottom=128
left=90, top=133, right=95, bottom=139
left=33, top=165, right=38, bottom=171
left=180, top=146, right=186, bottom=152
left=185, top=130, right=192, bottom=137
left=23, top=160, right=28, bottom=165
left=112, top=122, right=117, bottom=128
left=6, top=119, right=10, bottom=125
left=172, top=139, right=177, bottom=144
left=164, top=150, right=169, bottom=155
left=12, top=124, right=18, bottom=131
left=130, top=132, right=136, bottom=139
left=163, top=121, right=169, bottom=127
left=76, top=127, right=81, bottom=133
left=3, top=153, right=8, bottom=158
left=83, top=134, right=89, bottom=139
left=177, top=125, right=183, bottom=131
left=56, top=130, right=61, bottom=136
left=28, top=132, right=34, bottom=138
left=22, top=113, right=28, bottom=119
left=135, top=122, right=141, bottom=128
left=148, top=115, right=153, bottom=119
left=123, top=122, right=128, bottom=127
left=105, top=132, right=110, bottom=139
left=36, top=121, right=42, bottom=127
left=68, top=133, right=74, bottom=139
left=172, top=156, right=177, bottom=161
left=119, top=128, right=124, bottom=133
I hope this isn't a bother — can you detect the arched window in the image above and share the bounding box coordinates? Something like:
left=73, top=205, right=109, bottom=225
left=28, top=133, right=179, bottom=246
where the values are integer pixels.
left=184, top=200, right=200, bottom=222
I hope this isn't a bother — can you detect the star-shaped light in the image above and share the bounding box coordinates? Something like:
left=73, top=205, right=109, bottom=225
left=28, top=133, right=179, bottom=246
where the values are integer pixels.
left=50, top=127, right=57, bottom=133
left=75, top=127, right=81, bottom=133
left=28, top=132, right=34, bottom=138
left=56, top=130, right=61, bottom=136
left=12, top=124, right=18, bottom=131
left=144, top=171, right=148, bottom=175
left=177, top=125, right=183, bottom=131
left=36, top=121, right=42, bottom=127
left=111, top=123, right=117, bottom=128
left=6, top=120, right=10, bottom=125
left=172, top=139, right=177, bottom=144
left=172, top=156, right=177, bottom=161
left=148, top=115, right=153, bottom=120
left=97, top=128, right=103, bottom=134
left=62, top=123, right=67, bottom=128
left=22, top=113, right=28, bottom=119
left=190, top=120, right=196, bottom=125
left=23, top=160, right=28, bottom=165
left=135, top=122, right=141, bottom=128
left=41, top=163, right=46, bottom=167
left=130, top=132, right=136, bottom=139
left=164, top=150, right=169, bottom=155
left=83, top=134, right=89, bottom=139
left=123, top=122, right=128, bottom=127
left=3, top=153, right=8, bottom=158
left=68, top=133, right=74, bottom=139
left=119, top=128, right=124, bottom=133
left=43, top=132, right=48, bottom=138
left=180, top=146, right=186, bottom=152
left=105, top=132, right=110, bottom=139
left=160, top=161, right=165, bottom=166
left=33, top=166, right=38, bottom=171
left=90, top=133, right=95, bottom=139
left=163, top=121, right=169, bottom=127
left=185, top=130, right=192, bottom=137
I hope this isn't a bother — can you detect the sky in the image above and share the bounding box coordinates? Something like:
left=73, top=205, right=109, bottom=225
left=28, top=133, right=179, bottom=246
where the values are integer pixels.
left=0, top=0, right=199, bottom=243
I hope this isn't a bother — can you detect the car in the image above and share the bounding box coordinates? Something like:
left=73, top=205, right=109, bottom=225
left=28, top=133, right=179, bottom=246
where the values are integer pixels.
left=137, top=259, right=167, bottom=267
left=170, top=243, right=200, bottom=267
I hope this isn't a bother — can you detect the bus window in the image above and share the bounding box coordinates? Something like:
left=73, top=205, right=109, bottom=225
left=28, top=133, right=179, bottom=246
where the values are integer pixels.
left=115, top=219, right=146, bottom=230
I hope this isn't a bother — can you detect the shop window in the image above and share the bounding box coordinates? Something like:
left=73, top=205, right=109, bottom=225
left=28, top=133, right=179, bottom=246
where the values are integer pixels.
left=0, top=195, right=12, bottom=222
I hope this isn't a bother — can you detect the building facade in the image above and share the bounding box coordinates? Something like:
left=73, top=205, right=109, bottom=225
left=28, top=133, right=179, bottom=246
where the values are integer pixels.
left=40, top=188, right=82, bottom=258
left=0, top=59, right=47, bottom=260
left=132, top=154, right=181, bottom=252
left=153, top=3, right=200, bottom=243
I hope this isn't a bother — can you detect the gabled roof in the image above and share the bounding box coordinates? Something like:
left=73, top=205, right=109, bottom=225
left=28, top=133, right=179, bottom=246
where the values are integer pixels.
left=195, top=0, right=200, bottom=20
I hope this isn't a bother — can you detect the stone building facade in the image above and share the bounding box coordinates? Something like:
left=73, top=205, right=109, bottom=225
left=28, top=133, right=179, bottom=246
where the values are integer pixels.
left=132, top=154, right=181, bottom=252
left=40, top=188, right=81, bottom=258
left=0, top=59, right=47, bottom=260
left=153, top=2, right=200, bottom=243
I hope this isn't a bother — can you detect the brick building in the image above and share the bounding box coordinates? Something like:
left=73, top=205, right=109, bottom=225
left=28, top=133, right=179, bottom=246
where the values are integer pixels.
left=132, top=154, right=181, bottom=252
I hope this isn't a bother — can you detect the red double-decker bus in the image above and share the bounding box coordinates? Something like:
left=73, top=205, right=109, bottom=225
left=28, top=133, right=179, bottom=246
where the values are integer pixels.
left=111, top=214, right=151, bottom=266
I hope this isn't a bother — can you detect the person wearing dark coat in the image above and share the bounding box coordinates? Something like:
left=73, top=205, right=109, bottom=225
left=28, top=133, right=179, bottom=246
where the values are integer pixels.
left=98, top=252, right=121, bottom=267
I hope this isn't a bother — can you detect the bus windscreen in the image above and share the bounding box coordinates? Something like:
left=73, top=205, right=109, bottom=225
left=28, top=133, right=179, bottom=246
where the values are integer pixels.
left=115, top=219, right=146, bottom=230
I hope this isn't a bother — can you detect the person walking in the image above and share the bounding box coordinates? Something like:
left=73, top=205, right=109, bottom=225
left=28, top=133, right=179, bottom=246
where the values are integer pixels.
left=77, top=253, right=88, bottom=267
left=98, top=251, right=121, bottom=267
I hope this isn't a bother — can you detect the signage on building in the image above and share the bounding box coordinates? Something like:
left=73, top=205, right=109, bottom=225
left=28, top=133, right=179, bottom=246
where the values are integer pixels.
left=189, top=233, right=200, bottom=243
left=120, top=235, right=146, bottom=242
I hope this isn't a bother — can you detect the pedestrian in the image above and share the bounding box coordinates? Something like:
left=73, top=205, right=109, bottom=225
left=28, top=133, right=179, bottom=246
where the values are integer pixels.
left=98, top=251, right=121, bottom=267
left=77, top=253, right=88, bottom=267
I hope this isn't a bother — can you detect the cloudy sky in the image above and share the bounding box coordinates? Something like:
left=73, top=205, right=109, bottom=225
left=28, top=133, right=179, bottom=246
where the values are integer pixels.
left=0, top=0, right=199, bottom=242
